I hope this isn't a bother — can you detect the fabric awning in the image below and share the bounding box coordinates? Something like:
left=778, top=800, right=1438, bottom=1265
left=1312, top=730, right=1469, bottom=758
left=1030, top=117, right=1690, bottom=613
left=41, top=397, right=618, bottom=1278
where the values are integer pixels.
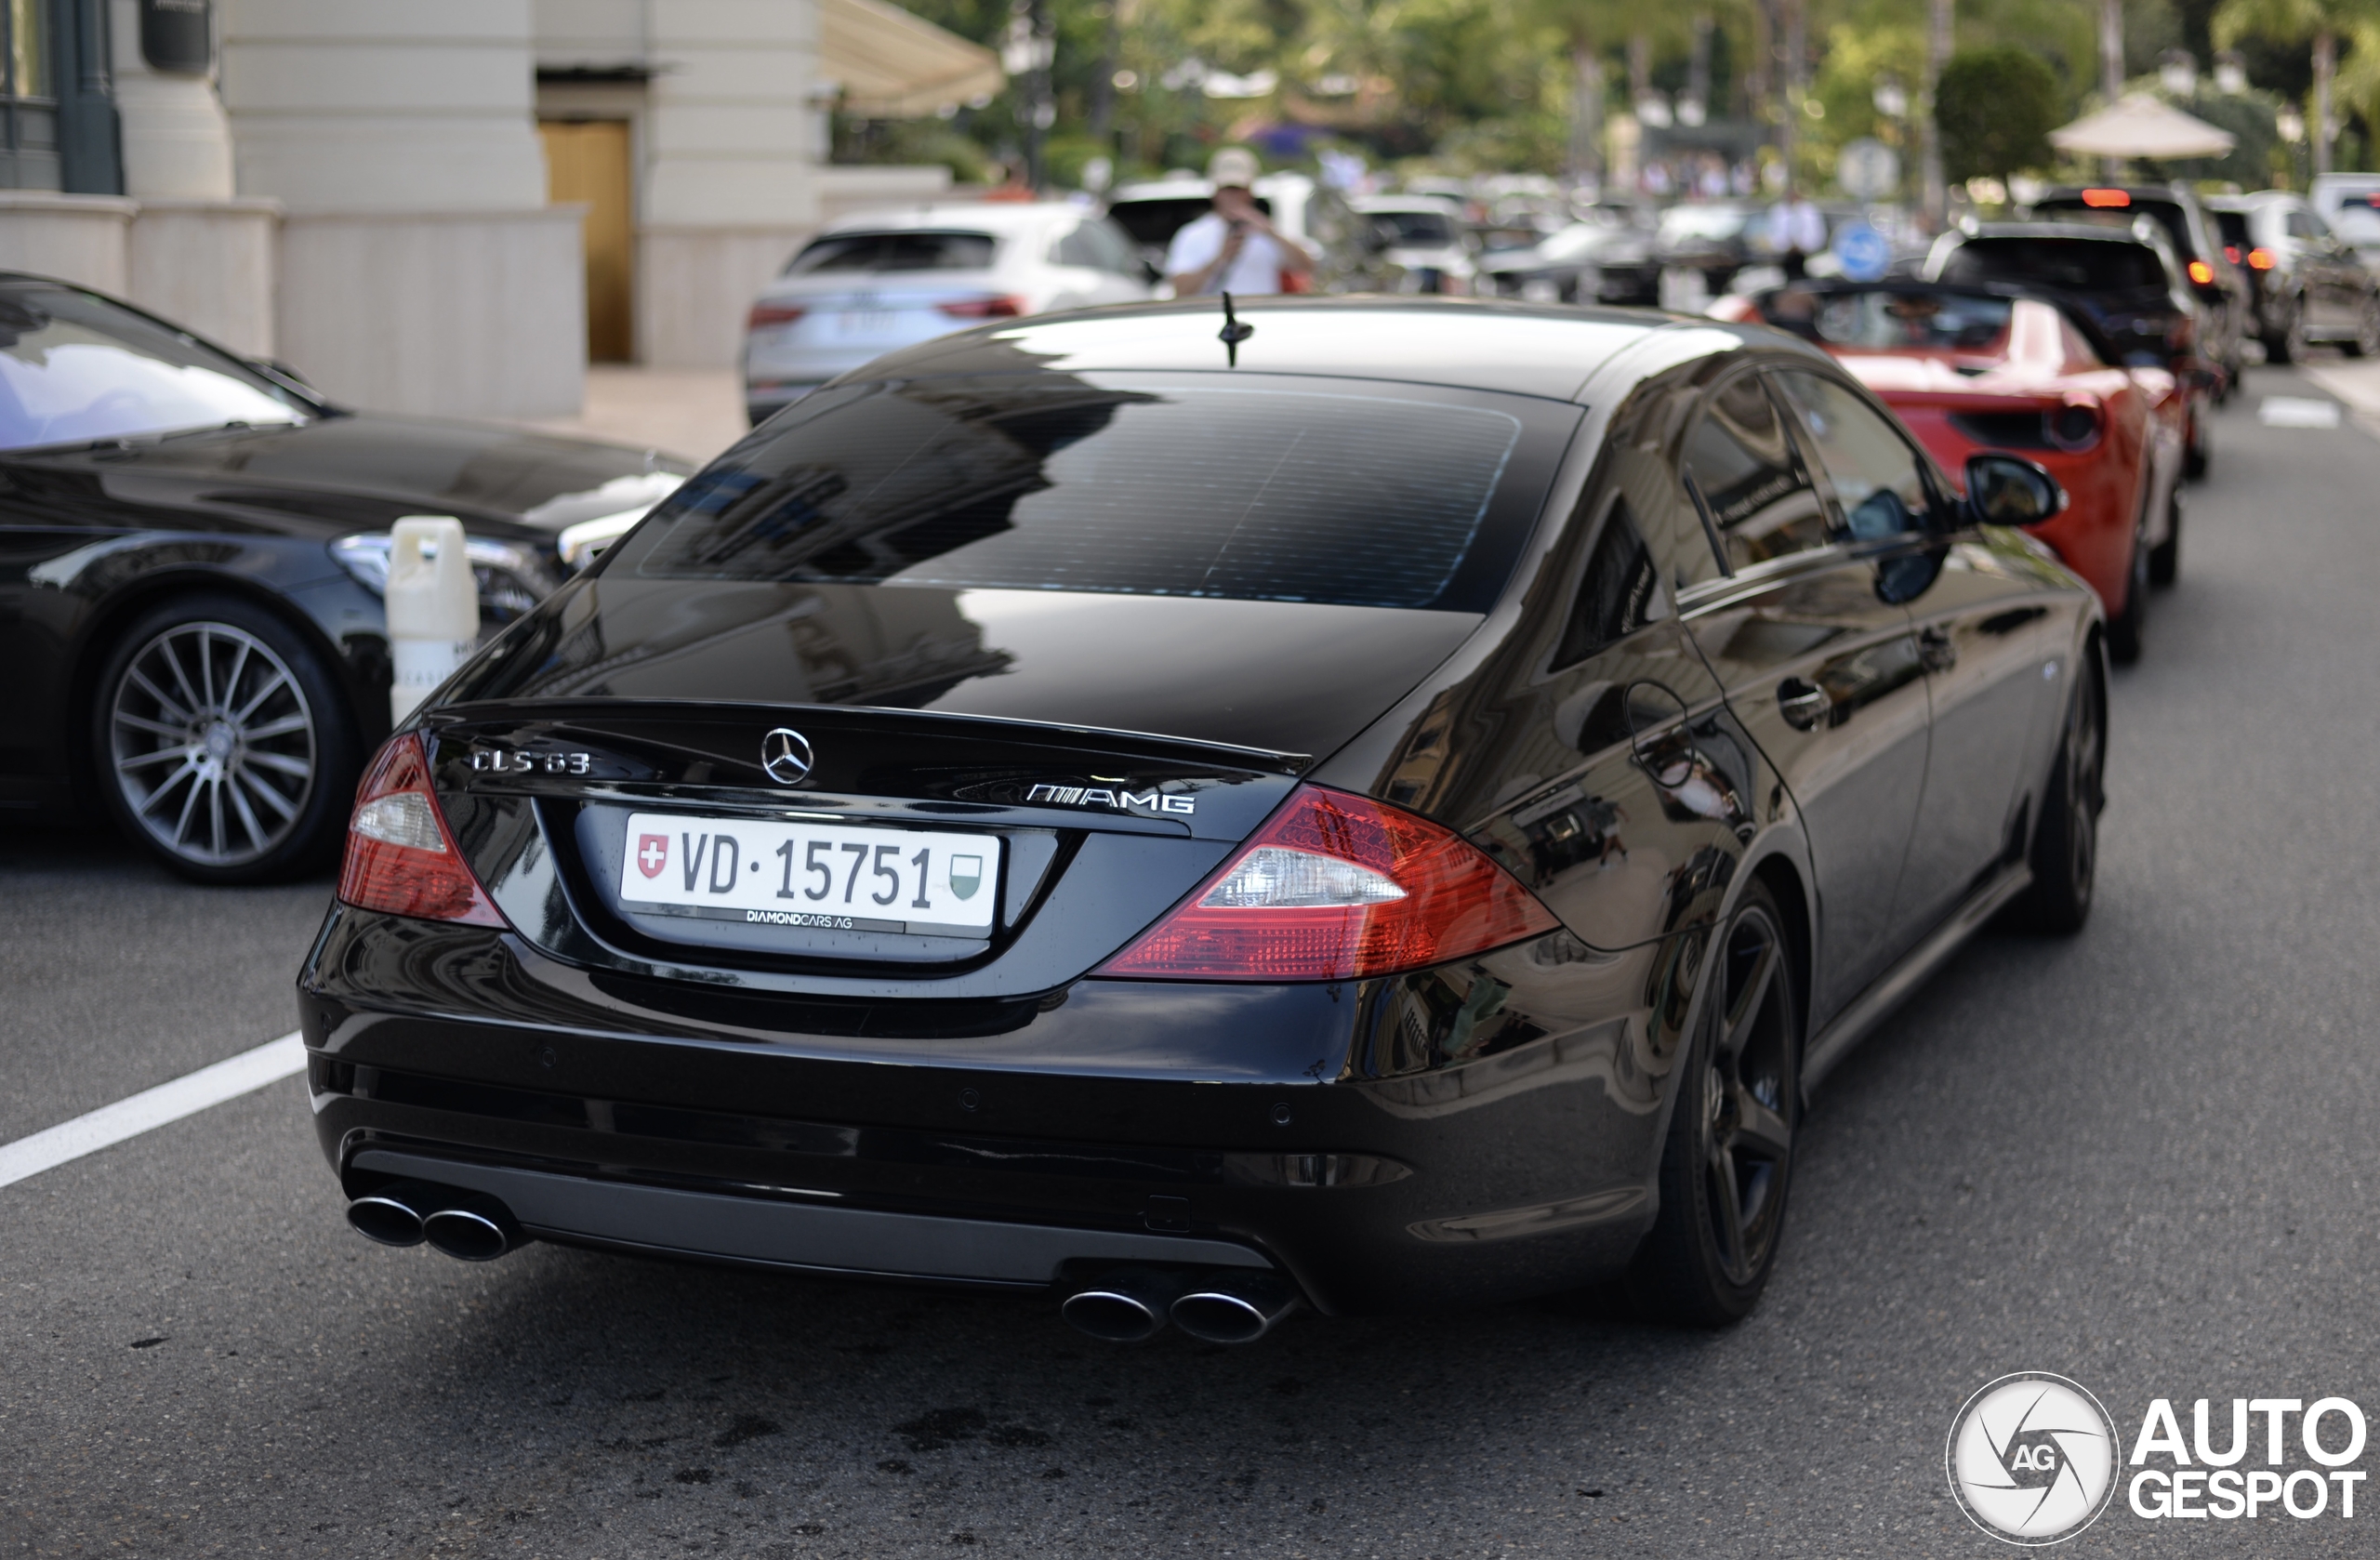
left=2049, top=95, right=2237, bottom=159
left=822, top=0, right=1004, bottom=118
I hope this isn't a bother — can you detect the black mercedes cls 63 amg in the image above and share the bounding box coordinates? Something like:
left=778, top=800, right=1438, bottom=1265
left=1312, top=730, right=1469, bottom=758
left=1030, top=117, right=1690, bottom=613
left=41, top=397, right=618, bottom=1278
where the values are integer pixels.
left=299, top=297, right=2106, bottom=1338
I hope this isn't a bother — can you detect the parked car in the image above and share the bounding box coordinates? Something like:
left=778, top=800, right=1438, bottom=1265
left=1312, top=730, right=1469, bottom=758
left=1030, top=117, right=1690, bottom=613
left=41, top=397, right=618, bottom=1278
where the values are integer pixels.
left=1712, top=281, right=2185, bottom=661
left=2204, top=192, right=2380, bottom=363
left=1653, top=202, right=1766, bottom=293
left=1104, top=172, right=1394, bottom=296
left=742, top=204, right=1153, bottom=427
left=302, top=297, right=2105, bottom=1336
left=1925, top=221, right=2217, bottom=479
left=1352, top=194, right=1476, bottom=294
left=2308, top=171, right=2380, bottom=267
left=1475, top=203, right=1659, bottom=306
left=0, top=272, right=689, bottom=881
left=2027, top=184, right=2248, bottom=398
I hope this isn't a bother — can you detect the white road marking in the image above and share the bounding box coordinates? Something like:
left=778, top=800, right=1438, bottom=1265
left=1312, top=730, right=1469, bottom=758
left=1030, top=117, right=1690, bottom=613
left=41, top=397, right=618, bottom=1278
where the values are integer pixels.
left=0, top=1032, right=305, bottom=1190
left=2260, top=396, right=2343, bottom=429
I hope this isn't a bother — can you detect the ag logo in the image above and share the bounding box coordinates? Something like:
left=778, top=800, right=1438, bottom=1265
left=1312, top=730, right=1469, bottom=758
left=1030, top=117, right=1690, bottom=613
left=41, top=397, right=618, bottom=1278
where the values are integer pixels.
left=1947, top=1373, right=2122, bottom=1545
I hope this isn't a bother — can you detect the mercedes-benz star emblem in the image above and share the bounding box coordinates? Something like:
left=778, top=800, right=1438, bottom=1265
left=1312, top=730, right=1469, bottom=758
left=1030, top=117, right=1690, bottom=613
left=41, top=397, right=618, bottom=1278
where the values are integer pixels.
left=760, top=727, right=813, bottom=786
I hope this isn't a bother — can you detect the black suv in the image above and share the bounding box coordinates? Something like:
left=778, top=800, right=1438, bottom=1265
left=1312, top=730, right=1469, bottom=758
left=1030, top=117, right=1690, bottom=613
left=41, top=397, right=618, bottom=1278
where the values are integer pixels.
left=2029, top=184, right=2248, bottom=400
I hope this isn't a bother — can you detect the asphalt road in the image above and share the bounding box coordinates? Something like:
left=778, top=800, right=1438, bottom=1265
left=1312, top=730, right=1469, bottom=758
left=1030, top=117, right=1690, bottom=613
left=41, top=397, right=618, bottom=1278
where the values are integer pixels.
left=5, top=364, right=2379, bottom=1558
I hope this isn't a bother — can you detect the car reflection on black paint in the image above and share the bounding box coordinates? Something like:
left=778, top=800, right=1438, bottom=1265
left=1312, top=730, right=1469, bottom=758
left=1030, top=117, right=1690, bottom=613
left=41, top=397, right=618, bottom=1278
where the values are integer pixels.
left=298, top=297, right=2107, bottom=1340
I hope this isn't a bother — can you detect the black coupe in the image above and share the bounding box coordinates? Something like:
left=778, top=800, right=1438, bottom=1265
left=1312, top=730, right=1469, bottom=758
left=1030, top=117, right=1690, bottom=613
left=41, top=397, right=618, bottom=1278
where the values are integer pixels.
left=0, top=273, right=689, bottom=881
left=299, top=297, right=2105, bottom=1336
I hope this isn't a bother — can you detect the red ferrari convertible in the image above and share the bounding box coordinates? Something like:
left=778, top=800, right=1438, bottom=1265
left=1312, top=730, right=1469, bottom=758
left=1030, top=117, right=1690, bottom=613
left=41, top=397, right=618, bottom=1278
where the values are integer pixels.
left=1712, top=281, right=2185, bottom=661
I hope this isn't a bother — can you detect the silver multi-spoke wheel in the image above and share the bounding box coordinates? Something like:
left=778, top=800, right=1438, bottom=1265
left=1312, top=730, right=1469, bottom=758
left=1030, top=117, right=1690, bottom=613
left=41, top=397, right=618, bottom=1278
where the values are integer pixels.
left=108, top=621, right=318, bottom=867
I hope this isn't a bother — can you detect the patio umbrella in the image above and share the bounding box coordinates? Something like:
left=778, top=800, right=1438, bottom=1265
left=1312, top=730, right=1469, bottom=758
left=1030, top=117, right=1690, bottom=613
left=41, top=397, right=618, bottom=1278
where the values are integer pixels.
left=2048, top=94, right=2237, bottom=159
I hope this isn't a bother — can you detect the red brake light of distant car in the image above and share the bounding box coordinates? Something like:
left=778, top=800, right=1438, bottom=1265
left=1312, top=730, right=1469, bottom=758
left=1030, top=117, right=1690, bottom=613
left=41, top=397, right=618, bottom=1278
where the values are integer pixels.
left=2188, top=258, right=2215, bottom=285
left=337, top=734, right=505, bottom=926
left=2046, top=402, right=2103, bottom=452
left=2082, top=188, right=2132, bottom=208
left=936, top=295, right=1027, bottom=319
left=747, top=302, right=807, bottom=328
left=2224, top=245, right=2242, bottom=264
left=1099, top=785, right=1561, bottom=982
left=2248, top=247, right=2278, bottom=271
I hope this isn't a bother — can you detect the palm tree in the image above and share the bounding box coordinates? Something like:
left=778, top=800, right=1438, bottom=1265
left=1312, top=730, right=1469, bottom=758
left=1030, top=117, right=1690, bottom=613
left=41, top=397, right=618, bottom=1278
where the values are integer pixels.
left=2214, top=0, right=2377, bottom=176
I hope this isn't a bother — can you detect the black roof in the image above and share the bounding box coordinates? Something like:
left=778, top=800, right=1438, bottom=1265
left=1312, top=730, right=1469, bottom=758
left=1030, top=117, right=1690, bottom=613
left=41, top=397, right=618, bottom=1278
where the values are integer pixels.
left=828, top=296, right=1780, bottom=404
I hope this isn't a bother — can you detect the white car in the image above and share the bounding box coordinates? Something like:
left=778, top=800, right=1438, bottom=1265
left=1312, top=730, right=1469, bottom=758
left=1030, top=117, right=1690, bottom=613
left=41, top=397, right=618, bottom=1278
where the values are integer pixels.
left=1352, top=194, right=1477, bottom=295
left=742, top=203, right=1153, bottom=425
left=1104, top=172, right=1396, bottom=295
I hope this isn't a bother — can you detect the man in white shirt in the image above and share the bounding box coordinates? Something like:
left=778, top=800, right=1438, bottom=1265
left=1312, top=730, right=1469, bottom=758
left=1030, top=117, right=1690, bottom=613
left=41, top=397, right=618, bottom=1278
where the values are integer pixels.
left=1164, top=147, right=1316, bottom=297
left=1767, top=186, right=1826, bottom=280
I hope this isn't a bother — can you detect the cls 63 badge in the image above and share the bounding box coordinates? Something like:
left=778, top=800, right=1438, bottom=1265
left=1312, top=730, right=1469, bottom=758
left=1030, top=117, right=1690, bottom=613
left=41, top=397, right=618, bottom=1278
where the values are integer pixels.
left=468, top=747, right=593, bottom=775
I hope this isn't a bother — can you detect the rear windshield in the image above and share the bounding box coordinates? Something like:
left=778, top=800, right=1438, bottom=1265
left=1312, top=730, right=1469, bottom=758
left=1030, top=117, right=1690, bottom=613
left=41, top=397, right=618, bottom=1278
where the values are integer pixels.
left=609, top=374, right=1576, bottom=613
left=2212, top=208, right=2251, bottom=246
left=2033, top=196, right=2195, bottom=259
left=1370, top=210, right=1459, bottom=245
left=1939, top=238, right=2166, bottom=293
left=1763, top=289, right=2014, bottom=350
left=1104, top=196, right=1272, bottom=249
left=785, top=231, right=997, bottom=276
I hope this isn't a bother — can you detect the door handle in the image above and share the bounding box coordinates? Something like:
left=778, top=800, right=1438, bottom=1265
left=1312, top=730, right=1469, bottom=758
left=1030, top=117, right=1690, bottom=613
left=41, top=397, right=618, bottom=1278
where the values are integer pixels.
left=1777, top=678, right=1831, bottom=731
left=1918, top=626, right=1956, bottom=671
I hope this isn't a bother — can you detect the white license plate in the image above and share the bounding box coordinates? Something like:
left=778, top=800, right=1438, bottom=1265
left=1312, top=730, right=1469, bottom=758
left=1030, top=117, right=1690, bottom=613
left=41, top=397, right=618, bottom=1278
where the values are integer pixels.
left=618, top=813, right=998, bottom=939
left=838, top=310, right=900, bottom=335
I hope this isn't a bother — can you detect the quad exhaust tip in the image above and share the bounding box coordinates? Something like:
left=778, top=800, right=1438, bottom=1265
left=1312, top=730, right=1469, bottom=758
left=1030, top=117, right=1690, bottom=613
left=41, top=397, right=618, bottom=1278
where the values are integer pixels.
left=345, top=1180, right=523, bottom=1262
left=1061, top=1267, right=1298, bottom=1344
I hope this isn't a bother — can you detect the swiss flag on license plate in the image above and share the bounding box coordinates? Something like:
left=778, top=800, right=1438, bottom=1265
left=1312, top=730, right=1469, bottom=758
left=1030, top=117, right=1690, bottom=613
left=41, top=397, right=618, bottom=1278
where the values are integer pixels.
left=636, top=834, right=668, bottom=879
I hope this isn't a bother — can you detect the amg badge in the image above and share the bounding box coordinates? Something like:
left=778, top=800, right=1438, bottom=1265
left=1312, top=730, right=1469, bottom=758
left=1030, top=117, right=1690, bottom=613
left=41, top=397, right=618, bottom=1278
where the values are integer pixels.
left=1027, top=784, right=1196, bottom=816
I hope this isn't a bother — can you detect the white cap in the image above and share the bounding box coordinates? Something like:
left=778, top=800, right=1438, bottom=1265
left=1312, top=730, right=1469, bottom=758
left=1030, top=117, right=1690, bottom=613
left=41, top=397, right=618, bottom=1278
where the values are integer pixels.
left=1208, top=147, right=1260, bottom=189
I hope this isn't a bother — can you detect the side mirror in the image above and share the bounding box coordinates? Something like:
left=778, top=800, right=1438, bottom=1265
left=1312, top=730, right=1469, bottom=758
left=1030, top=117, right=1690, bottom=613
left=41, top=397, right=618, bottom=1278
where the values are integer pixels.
left=1964, top=453, right=2066, bottom=526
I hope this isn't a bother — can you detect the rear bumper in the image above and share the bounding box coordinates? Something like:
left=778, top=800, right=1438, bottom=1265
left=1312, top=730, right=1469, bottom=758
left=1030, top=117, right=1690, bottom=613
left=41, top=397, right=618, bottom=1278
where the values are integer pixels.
left=298, top=906, right=1675, bottom=1315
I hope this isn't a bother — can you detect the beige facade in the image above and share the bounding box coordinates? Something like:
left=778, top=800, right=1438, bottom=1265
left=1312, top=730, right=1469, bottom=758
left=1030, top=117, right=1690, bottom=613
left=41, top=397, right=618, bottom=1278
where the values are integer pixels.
left=0, top=0, right=993, bottom=412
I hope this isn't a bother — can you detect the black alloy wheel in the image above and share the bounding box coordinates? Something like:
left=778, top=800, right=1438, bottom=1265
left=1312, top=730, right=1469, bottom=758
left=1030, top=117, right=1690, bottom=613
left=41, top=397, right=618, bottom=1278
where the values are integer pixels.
left=2265, top=297, right=2307, bottom=365
left=2014, top=657, right=2105, bottom=935
left=2149, top=483, right=2183, bottom=587
left=2350, top=295, right=2380, bottom=359
left=1627, top=881, right=1801, bottom=1327
left=93, top=594, right=361, bottom=884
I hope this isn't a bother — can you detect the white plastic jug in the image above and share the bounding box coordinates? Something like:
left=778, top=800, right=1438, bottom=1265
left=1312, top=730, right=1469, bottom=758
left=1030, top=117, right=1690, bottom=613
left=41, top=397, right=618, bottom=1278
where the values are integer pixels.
left=385, top=515, right=479, bottom=723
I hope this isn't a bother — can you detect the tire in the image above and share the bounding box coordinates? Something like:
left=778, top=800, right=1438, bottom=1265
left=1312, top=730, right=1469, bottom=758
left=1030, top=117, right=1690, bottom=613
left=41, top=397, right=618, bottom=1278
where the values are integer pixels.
left=2149, top=486, right=2182, bottom=587
left=1626, top=881, right=1801, bottom=1328
left=2264, top=297, right=2306, bottom=365
left=91, top=593, right=362, bottom=884
left=2182, top=400, right=2210, bottom=481
left=2350, top=296, right=2380, bottom=360
left=2105, top=520, right=2149, bottom=665
left=2012, top=655, right=2105, bottom=936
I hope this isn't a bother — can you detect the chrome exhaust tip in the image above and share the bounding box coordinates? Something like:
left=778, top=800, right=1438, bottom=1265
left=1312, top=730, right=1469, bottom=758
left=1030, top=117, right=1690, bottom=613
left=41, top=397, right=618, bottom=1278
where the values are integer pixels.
left=345, top=1181, right=435, bottom=1247
left=1059, top=1266, right=1188, bottom=1343
left=422, top=1194, right=522, bottom=1262
left=1170, top=1271, right=1298, bottom=1344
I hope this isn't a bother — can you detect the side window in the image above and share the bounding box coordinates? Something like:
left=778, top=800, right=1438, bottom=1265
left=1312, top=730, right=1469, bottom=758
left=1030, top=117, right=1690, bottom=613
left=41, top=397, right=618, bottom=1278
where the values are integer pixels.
left=1051, top=222, right=1102, bottom=269
left=2286, top=209, right=2318, bottom=241
left=1683, top=372, right=1831, bottom=569
left=1769, top=369, right=1934, bottom=541
left=2304, top=209, right=2337, bottom=242
left=1556, top=500, right=1670, bottom=667
left=1083, top=218, right=1140, bottom=273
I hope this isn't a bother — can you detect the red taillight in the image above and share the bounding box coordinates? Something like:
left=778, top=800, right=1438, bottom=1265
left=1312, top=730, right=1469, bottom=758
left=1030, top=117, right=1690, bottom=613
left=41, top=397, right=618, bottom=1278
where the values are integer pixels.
left=2224, top=245, right=2242, bottom=264
left=2081, top=188, right=2131, bottom=208
left=337, top=734, right=506, bottom=926
left=2249, top=247, right=2277, bottom=271
left=936, top=295, right=1026, bottom=319
left=2188, top=258, right=2215, bottom=285
left=1099, top=786, right=1560, bottom=983
left=748, top=302, right=807, bottom=327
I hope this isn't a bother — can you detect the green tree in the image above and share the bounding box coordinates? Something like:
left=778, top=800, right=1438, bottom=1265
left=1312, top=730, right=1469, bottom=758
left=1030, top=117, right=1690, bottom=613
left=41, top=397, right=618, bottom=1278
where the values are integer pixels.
left=2214, top=0, right=2378, bottom=176
left=1936, top=46, right=2062, bottom=185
